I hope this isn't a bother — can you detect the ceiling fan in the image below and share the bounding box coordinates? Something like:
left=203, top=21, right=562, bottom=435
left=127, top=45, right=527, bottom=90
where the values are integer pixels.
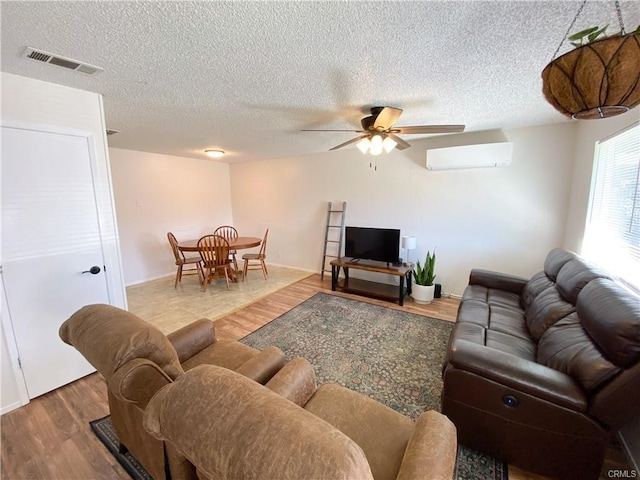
left=302, top=106, right=465, bottom=155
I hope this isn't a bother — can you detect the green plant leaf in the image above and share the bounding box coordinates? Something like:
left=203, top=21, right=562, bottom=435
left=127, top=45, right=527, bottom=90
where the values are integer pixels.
left=568, top=26, right=599, bottom=41
left=587, top=25, right=608, bottom=43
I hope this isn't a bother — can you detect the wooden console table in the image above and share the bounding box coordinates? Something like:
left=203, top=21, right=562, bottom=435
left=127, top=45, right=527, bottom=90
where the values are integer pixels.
left=330, top=257, right=413, bottom=306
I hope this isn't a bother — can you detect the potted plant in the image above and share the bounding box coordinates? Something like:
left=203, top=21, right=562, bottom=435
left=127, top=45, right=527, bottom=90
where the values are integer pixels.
left=541, top=23, right=640, bottom=120
left=412, top=250, right=436, bottom=304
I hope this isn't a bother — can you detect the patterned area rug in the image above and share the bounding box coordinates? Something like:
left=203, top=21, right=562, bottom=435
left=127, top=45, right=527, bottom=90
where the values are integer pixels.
left=242, top=292, right=508, bottom=480
left=90, top=416, right=151, bottom=480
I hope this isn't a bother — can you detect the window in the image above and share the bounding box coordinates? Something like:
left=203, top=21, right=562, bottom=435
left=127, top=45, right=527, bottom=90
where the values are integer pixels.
left=583, top=122, right=640, bottom=291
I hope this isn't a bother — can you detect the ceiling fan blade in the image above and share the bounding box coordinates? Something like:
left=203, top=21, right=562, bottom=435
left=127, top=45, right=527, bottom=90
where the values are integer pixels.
left=301, top=129, right=365, bottom=132
left=387, top=133, right=411, bottom=150
left=394, top=125, right=465, bottom=134
left=329, top=135, right=369, bottom=151
left=373, top=107, right=403, bottom=130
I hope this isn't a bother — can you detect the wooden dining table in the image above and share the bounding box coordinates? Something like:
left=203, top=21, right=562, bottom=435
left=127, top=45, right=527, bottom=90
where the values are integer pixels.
left=178, top=236, right=262, bottom=284
left=177, top=236, right=261, bottom=252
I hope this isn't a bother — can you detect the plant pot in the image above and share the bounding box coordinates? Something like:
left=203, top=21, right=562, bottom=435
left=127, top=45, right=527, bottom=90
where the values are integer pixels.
left=412, top=284, right=435, bottom=305
left=541, top=33, right=640, bottom=119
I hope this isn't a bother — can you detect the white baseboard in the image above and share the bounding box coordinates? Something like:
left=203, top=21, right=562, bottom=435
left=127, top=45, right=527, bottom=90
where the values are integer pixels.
left=265, top=262, right=316, bottom=274
left=1, top=400, right=24, bottom=415
left=125, top=272, right=174, bottom=287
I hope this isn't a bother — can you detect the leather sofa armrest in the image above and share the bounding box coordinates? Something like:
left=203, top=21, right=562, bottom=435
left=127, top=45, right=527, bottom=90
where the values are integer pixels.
left=396, top=411, right=457, bottom=480
left=167, top=318, right=217, bottom=363
left=449, top=339, right=587, bottom=412
left=469, top=269, right=528, bottom=295
left=110, top=358, right=172, bottom=409
left=235, top=346, right=285, bottom=384
left=265, top=357, right=318, bottom=407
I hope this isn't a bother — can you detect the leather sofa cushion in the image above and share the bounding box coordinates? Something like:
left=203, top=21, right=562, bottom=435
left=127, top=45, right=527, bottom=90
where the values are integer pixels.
left=457, top=299, right=489, bottom=327
left=543, top=248, right=578, bottom=280
left=537, top=313, right=621, bottom=392
left=486, top=330, right=536, bottom=361
left=525, top=287, right=575, bottom=340
left=521, top=271, right=554, bottom=310
left=59, top=304, right=183, bottom=381
left=578, top=279, right=640, bottom=368
left=556, top=258, right=610, bottom=304
left=462, top=284, right=522, bottom=310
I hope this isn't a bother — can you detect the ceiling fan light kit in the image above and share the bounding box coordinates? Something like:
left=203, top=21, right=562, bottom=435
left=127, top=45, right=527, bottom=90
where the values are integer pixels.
left=301, top=106, right=465, bottom=161
left=541, top=0, right=640, bottom=120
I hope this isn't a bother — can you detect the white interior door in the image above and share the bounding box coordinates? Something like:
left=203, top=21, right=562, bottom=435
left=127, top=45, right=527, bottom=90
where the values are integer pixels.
left=1, top=125, right=110, bottom=398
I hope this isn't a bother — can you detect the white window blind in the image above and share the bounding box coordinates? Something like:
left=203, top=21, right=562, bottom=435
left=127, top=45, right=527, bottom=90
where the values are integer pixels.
left=583, top=123, right=640, bottom=290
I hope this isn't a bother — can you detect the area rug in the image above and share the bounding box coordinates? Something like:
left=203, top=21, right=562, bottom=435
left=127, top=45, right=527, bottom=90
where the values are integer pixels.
left=241, top=292, right=508, bottom=480
left=90, top=416, right=152, bottom=480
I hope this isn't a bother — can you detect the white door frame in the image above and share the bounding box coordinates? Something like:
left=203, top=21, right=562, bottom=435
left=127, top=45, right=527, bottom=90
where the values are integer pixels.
left=1, top=268, right=30, bottom=410
left=1, top=120, right=127, bottom=408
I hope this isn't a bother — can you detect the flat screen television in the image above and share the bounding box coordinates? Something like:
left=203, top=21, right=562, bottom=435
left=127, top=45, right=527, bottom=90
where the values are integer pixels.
left=344, top=226, right=400, bottom=264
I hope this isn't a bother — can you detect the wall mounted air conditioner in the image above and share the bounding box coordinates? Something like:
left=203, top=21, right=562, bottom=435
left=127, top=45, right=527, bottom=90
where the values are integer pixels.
left=426, top=142, right=513, bottom=170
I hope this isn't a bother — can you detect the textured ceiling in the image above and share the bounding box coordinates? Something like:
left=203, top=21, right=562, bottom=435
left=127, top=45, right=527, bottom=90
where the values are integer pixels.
left=2, top=1, right=639, bottom=163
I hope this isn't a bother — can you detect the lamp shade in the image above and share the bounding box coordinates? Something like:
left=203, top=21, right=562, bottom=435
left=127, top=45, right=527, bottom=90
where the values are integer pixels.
left=401, top=235, right=417, bottom=250
left=541, top=33, right=640, bottom=119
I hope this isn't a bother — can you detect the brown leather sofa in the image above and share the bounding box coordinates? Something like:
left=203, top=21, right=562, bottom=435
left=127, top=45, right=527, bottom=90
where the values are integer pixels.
left=441, top=248, right=640, bottom=479
left=143, top=358, right=458, bottom=480
left=59, top=304, right=286, bottom=480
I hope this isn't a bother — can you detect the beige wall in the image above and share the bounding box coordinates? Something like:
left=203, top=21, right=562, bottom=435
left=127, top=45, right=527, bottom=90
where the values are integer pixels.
left=563, top=109, right=640, bottom=253
left=109, top=148, right=233, bottom=285
left=230, top=122, right=578, bottom=296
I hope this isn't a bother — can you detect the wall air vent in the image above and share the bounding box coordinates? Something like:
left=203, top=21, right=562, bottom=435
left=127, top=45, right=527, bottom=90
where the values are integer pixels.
left=21, top=47, right=103, bottom=75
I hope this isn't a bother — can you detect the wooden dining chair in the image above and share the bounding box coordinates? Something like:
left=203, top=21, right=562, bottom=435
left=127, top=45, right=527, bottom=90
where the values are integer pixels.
left=213, top=225, right=239, bottom=271
left=167, top=232, right=203, bottom=288
left=242, top=229, right=269, bottom=281
left=198, top=234, right=233, bottom=290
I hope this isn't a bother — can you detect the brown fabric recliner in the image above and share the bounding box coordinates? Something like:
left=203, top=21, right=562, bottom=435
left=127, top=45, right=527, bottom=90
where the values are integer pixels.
left=441, top=248, right=640, bottom=479
left=59, top=304, right=286, bottom=480
left=143, top=358, right=458, bottom=480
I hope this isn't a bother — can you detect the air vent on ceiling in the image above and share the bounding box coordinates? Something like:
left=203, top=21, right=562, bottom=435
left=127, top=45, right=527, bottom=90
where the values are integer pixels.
left=106, top=129, right=120, bottom=136
left=21, top=47, right=103, bottom=75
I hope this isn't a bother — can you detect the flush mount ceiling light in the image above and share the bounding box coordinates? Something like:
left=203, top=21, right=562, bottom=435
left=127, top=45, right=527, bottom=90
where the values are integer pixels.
left=204, top=149, right=225, bottom=158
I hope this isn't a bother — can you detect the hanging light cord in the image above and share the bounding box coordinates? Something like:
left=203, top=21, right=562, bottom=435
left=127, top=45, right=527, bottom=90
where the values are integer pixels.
left=551, top=0, right=588, bottom=61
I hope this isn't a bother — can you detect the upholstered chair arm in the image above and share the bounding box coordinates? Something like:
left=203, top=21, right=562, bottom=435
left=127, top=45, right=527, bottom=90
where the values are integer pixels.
left=235, top=346, right=285, bottom=384
left=265, top=357, right=318, bottom=407
left=449, top=339, right=587, bottom=411
left=396, top=411, right=457, bottom=480
left=167, top=319, right=217, bottom=363
left=109, top=358, right=172, bottom=409
left=469, top=269, right=528, bottom=294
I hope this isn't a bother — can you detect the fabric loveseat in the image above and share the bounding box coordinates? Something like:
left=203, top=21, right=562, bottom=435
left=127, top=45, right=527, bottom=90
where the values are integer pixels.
left=59, top=304, right=286, bottom=480
left=441, top=248, right=640, bottom=479
left=143, top=358, right=458, bottom=480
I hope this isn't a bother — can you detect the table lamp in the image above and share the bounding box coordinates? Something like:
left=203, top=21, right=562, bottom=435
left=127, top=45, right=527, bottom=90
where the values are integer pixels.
left=401, top=235, right=417, bottom=266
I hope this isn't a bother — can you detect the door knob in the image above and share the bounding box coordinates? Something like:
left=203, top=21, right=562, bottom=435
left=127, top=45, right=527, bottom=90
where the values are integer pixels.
left=82, top=266, right=101, bottom=275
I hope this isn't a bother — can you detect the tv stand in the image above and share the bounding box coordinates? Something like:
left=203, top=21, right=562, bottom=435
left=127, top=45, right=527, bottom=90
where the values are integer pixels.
left=330, top=257, right=413, bottom=306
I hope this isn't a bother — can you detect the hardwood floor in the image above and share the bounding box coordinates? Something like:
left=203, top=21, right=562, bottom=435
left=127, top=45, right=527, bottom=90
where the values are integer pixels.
left=0, top=274, right=631, bottom=479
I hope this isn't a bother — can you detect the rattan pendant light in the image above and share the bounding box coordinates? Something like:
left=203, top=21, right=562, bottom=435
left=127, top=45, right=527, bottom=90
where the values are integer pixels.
left=541, top=0, right=640, bottom=119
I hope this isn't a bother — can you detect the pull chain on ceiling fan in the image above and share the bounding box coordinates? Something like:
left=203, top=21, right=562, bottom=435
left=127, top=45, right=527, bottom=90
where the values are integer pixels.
left=301, top=106, right=465, bottom=156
